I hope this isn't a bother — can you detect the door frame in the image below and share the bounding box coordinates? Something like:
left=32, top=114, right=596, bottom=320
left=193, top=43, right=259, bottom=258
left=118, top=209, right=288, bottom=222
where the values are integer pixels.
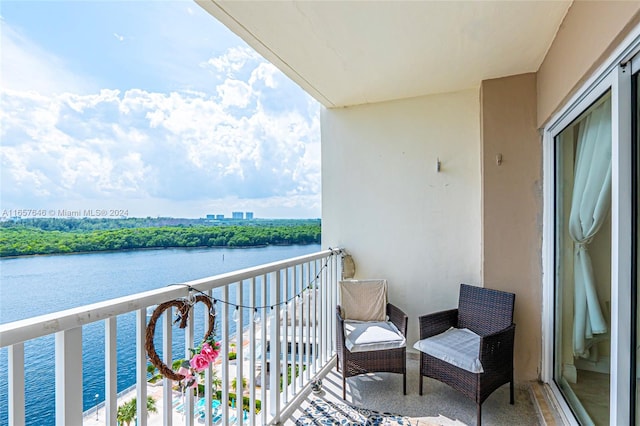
left=631, top=52, right=640, bottom=425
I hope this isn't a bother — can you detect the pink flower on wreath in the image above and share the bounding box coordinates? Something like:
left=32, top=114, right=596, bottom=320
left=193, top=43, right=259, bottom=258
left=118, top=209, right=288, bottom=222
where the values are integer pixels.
left=200, top=342, right=220, bottom=364
left=189, top=353, right=210, bottom=372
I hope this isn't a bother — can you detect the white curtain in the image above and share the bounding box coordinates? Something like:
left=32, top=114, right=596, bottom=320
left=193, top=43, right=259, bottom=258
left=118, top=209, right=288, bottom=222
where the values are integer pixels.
left=569, top=97, right=611, bottom=358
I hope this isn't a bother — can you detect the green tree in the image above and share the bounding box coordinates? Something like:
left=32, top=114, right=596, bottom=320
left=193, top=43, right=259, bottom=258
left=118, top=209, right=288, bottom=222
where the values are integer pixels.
left=0, top=219, right=321, bottom=257
left=147, top=363, right=163, bottom=384
left=212, top=370, right=223, bottom=393
left=116, top=400, right=135, bottom=426
left=231, top=376, right=248, bottom=394
left=116, top=396, right=157, bottom=426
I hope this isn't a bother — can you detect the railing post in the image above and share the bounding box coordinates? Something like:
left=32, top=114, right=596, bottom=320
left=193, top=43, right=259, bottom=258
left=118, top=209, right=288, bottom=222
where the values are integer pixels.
left=260, top=273, right=268, bottom=426
left=136, top=308, right=148, bottom=426
left=184, top=305, right=194, bottom=426
left=249, top=277, right=257, bottom=426
left=321, top=258, right=328, bottom=365
left=296, top=265, right=304, bottom=389
left=55, top=327, right=83, bottom=425
left=269, top=270, right=281, bottom=422
left=202, top=293, right=212, bottom=426
left=304, top=262, right=311, bottom=380
left=8, top=343, right=25, bottom=426
left=288, top=266, right=297, bottom=397
left=221, top=284, right=230, bottom=424
left=311, top=260, right=318, bottom=375
left=105, top=317, right=118, bottom=426
left=236, top=280, right=244, bottom=425
left=331, top=252, right=338, bottom=354
left=282, top=269, right=290, bottom=403
left=163, top=307, right=173, bottom=426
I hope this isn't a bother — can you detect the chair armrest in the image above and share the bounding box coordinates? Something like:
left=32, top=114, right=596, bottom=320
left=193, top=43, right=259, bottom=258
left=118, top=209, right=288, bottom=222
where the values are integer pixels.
left=336, top=305, right=345, bottom=330
left=387, top=303, right=408, bottom=337
left=336, top=305, right=346, bottom=351
left=479, top=323, right=516, bottom=370
left=418, top=309, right=458, bottom=339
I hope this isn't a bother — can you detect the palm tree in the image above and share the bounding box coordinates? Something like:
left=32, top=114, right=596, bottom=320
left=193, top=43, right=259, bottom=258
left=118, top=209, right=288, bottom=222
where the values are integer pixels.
left=116, top=400, right=135, bottom=426
left=231, top=376, right=248, bottom=394
left=211, top=370, right=223, bottom=393
left=147, top=363, right=163, bottom=384
left=144, top=396, right=158, bottom=415
left=116, top=396, right=157, bottom=426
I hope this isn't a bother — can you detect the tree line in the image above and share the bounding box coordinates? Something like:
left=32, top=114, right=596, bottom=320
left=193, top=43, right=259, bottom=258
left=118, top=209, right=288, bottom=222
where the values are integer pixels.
left=0, top=221, right=321, bottom=257
left=0, top=217, right=319, bottom=232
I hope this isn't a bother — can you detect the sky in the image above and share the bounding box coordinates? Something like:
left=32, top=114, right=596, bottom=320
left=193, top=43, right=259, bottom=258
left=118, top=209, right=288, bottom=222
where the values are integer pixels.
left=0, top=0, right=321, bottom=219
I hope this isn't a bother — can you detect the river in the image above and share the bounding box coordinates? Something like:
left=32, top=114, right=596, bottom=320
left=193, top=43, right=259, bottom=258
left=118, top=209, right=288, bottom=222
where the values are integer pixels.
left=0, top=244, right=321, bottom=425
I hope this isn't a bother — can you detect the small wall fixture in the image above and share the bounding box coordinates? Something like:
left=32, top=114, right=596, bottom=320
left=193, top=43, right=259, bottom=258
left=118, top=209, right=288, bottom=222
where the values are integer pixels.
left=436, top=157, right=441, bottom=172
left=496, top=153, right=503, bottom=166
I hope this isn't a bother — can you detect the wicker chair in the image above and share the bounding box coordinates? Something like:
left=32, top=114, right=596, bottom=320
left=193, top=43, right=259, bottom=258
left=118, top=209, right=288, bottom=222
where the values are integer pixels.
left=336, top=279, right=408, bottom=400
left=415, top=284, right=515, bottom=426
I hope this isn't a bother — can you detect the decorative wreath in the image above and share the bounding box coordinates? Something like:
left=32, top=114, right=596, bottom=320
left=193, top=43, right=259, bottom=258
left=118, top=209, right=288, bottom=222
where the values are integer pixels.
left=145, top=294, right=216, bottom=381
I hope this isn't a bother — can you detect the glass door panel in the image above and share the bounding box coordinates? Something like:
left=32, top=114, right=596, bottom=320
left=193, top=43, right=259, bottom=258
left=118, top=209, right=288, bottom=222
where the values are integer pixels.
left=554, top=92, right=612, bottom=426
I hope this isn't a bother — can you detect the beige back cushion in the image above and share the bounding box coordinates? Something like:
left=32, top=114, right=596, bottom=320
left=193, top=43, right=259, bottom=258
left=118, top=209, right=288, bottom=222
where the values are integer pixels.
left=339, top=279, right=388, bottom=322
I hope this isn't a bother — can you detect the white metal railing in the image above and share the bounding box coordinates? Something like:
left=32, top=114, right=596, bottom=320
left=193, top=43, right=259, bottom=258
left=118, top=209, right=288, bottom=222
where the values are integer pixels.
left=0, top=248, right=342, bottom=426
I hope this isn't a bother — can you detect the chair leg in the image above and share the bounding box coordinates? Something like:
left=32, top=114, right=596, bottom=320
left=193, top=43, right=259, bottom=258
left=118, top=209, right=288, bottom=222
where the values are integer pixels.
left=477, top=403, right=482, bottom=426
left=419, top=374, right=423, bottom=395
left=342, top=375, right=346, bottom=400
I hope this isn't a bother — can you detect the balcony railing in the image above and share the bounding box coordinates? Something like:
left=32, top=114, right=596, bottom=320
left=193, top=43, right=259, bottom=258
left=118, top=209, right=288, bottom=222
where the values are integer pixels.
left=0, top=248, right=342, bottom=426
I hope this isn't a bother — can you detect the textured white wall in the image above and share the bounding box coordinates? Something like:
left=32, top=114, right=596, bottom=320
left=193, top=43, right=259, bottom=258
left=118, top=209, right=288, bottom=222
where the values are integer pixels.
left=321, top=89, right=481, bottom=348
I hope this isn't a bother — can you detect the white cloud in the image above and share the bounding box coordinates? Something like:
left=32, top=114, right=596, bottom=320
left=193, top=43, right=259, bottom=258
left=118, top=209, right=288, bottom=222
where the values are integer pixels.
left=217, top=79, right=252, bottom=108
left=113, top=33, right=125, bottom=42
left=249, top=62, right=279, bottom=89
left=205, top=46, right=262, bottom=77
left=0, top=46, right=321, bottom=218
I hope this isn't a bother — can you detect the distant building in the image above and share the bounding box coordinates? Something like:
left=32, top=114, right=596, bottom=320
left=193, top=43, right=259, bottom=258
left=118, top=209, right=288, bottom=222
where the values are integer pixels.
left=206, top=214, right=215, bottom=220
left=245, top=212, right=254, bottom=219
left=215, top=214, right=224, bottom=220
left=232, top=211, right=244, bottom=219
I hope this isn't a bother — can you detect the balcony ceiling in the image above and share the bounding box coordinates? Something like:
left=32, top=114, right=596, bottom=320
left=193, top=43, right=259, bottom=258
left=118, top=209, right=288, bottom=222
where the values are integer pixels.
left=197, top=0, right=572, bottom=108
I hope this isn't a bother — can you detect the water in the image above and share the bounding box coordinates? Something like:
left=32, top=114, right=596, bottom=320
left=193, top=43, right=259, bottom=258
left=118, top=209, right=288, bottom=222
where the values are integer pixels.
left=0, top=244, right=320, bottom=425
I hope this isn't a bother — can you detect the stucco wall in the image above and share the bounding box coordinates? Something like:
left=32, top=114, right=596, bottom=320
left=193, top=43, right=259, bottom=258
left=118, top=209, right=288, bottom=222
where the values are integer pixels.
left=480, top=74, right=542, bottom=382
left=537, top=0, right=640, bottom=127
left=321, top=89, right=481, bottom=349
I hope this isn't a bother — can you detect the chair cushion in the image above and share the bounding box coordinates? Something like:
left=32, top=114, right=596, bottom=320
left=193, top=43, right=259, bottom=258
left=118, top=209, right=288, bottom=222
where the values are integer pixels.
left=413, top=327, right=484, bottom=373
left=344, top=320, right=406, bottom=353
left=339, top=279, right=387, bottom=321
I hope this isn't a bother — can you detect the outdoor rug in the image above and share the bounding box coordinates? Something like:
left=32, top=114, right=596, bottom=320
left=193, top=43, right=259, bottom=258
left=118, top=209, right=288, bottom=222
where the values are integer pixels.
left=295, top=399, right=416, bottom=425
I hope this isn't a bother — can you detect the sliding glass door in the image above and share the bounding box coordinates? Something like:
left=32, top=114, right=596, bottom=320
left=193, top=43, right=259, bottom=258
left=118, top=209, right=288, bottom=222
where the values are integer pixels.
left=554, top=92, right=612, bottom=426
left=546, top=50, right=640, bottom=425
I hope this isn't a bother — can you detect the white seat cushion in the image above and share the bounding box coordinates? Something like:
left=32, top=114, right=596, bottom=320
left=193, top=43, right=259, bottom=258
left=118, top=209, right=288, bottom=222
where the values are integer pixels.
left=413, top=327, right=484, bottom=373
left=344, top=320, right=406, bottom=353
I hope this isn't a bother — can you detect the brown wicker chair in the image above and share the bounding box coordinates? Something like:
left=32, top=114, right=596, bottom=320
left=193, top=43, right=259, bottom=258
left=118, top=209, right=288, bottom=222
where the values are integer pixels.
left=416, top=284, right=515, bottom=426
left=336, top=280, right=408, bottom=400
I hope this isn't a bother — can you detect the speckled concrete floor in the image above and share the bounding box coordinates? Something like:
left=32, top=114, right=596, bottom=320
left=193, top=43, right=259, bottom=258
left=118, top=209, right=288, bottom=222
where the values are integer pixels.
left=285, top=354, right=541, bottom=425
